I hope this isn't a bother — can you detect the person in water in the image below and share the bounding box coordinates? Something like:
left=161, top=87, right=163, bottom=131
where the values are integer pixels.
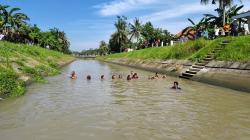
left=171, top=81, right=181, bottom=90
left=101, top=75, right=104, bottom=80
left=130, top=71, right=134, bottom=76
left=155, top=72, right=159, bottom=78
left=127, top=75, right=132, bottom=81
left=70, top=71, right=77, bottom=79
left=87, top=75, right=91, bottom=80
left=148, top=75, right=155, bottom=80
left=118, top=74, right=123, bottom=79
left=132, top=73, right=139, bottom=79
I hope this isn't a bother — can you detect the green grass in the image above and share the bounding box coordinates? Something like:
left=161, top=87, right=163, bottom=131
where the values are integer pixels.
left=216, top=36, right=250, bottom=62
left=104, top=38, right=208, bottom=60
left=0, top=66, right=25, bottom=98
left=100, top=36, right=250, bottom=62
left=0, top=41, right=74, bottom=98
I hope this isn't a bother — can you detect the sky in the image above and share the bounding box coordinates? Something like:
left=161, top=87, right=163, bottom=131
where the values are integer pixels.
left=1, top=0, right=250, bottom=51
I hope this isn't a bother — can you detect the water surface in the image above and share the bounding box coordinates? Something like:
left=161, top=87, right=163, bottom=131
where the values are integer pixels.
left=0, top=60, right=250, bottom=140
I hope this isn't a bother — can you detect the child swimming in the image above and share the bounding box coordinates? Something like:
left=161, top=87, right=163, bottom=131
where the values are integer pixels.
left=171, top=81, right=181, bottom=90
left=70, top=71, right=77, bottom=79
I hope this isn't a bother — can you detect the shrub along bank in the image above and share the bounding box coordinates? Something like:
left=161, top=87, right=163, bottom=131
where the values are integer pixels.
left=0, top=41, right=74, bottom=98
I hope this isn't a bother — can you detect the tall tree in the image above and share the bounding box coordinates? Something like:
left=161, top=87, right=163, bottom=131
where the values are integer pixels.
left=0, top=5, right=9, bottom=29
left=109, top=16, right=128, bottom=53
left=200, top=0, right=242, bottom=25
left=204, top=4, right=244, bottom=27
left=129, top=18, right=142, bottom=42
left=6, top=7, right=29, bottom=29
left=99, top=41, right=109, bottom=55
left=50, top=28, right=70, bottom=53
left=141, top=22, right=155, bottom=43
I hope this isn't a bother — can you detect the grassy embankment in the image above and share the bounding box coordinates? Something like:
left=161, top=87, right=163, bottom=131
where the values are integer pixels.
left=0, top=41, right=74, bottom=98
left=101, top=36, right=250, bottom=62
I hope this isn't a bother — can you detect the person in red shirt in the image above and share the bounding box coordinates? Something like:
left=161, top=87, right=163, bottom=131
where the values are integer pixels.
left=223, top=23, right=231, bottom=36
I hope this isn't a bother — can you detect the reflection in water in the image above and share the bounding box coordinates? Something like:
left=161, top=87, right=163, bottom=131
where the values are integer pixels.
left=0, top=60, right=250, bottom=140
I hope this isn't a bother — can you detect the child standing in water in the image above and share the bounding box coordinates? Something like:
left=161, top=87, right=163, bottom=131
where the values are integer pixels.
left=87, top=75, right=91, bottom=80
left=171, top=81, right=181, bottom=90
left=127, top=75, right=132, bottom=81
left=101, top=75, right=104, bottom=80
left=70, top=71, right=77, bottom=79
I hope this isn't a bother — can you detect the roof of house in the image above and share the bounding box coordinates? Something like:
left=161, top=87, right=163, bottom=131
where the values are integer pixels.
left=232, top=11, right=250, bottom=20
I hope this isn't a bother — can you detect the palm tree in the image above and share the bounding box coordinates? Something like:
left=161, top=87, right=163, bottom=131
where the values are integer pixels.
left=7, top=7, right=29, bottom=29
left=109, top=16, right=128, bottom=52
left=200, top=0, right=242, bottom=25
left=129, top=18, right=141, bottom=42
left=0, top=5, right=9, bottom=29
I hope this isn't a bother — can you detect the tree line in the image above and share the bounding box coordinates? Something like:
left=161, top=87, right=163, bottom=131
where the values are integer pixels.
left=0, top=4, right=71, bottom=53
left=79, top=16, right=174, bottom=56
left=79, top=0, right=246, bottom=56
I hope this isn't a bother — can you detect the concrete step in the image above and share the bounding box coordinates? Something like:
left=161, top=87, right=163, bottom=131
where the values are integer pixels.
left=182, top=72, right=195, bottom=77
left=198, top=60, right=209, bottom=64
left=203, top=58, right=213, bottom=61
left=186, top=70, right=197, bottom=74
left=179, top=75, right=190, bottom=79
left=189, top=67, right=201, bottom=72
left=195, top=62, right=206, bottom=66
left=192, top=65, right=205, bottom=69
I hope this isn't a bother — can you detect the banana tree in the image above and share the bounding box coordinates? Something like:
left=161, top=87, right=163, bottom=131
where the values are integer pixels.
left=7, top=8, right=29, bottom=29
left=0, top=5, right=9, bottom=29
left=200, top=0, right=242, bottom=25
left=204, top=5, right=244, bottom=27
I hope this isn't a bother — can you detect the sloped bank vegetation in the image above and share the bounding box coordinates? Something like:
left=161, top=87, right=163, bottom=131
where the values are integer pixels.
left=0, top=41, right=74, bottom=98
left=100, top=36, right=250, bottom=62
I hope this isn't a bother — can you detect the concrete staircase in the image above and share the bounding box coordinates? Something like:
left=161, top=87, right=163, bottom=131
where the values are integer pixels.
left=179, top=41, right=229, bottom=79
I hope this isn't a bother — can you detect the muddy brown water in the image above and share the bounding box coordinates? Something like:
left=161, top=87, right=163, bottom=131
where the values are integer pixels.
left=0, top=60, right=250, bottom=140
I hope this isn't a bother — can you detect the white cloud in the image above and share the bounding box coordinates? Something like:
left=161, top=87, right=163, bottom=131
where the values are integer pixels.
left=95, top=0, right=157, bottom=16
left=140, top=3, right=215, bottom=22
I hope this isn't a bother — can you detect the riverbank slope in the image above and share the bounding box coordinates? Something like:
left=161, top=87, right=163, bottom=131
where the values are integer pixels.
left=98, top=36, right=250, bottom=92
left=0, top=41, right=75, bottom=98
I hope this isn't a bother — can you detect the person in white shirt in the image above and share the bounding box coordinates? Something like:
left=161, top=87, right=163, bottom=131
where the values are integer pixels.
left=0, top=33, right=4, bottom=40
left=214, top=25, right=220, bottom=38
left=220, top=27, right=225, bottom=36
left=244, top=23, right=249, bottom=35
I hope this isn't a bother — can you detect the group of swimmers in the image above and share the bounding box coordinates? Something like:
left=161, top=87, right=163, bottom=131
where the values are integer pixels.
left=70, top=71, right=181, bottom=90
left=70, top=71, right=139, bottom=81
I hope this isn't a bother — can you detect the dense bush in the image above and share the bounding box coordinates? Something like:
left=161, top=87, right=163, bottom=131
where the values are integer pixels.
left=0, top=68, right=25, bottom=97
